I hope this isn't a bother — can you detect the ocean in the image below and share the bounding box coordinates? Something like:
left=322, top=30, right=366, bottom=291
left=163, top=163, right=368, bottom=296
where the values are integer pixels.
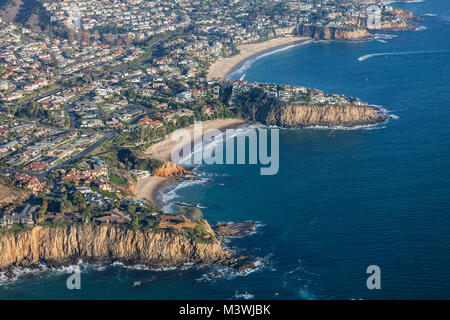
left=1, top=0, right=449, bottom=299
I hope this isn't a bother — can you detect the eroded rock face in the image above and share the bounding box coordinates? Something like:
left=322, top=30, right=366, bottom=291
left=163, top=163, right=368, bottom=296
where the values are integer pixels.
left=266, top=105, right=387, bottom=128
left=392, top=8, right=415, bottom=20
left=0, top=224, right=232, bottom=271
left=154, top=161, right=192, bottom=177
left=295, top=9, right=416, bottom=40
left=296, top=24, right=372, bottom=41
left=378, top=19, right=416, bottom=31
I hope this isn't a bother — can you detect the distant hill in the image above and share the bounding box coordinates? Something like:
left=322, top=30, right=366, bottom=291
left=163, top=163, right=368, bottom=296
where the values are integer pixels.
left=0, top=0, right=52, bottom=33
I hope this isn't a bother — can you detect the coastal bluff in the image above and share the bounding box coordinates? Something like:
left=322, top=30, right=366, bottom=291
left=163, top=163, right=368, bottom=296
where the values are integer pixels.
left=0, top=224, right=232, bottom=272
left=295, top=24, right=371, bottom=41
left=295, top=8, right=416, bottom=41
left=233, top=85, right=387, bottom=128
left=266, top=104, right=386, bottom=128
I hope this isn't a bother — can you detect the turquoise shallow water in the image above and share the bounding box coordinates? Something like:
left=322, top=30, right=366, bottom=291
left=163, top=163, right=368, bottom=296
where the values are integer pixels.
left=1, top=0, right=450, bottom=299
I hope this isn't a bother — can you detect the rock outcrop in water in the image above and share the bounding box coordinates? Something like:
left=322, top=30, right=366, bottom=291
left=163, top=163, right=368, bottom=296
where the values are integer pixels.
left=266, top=104, right=387, bottom=128
left=213, top=222, right=259, bottom=238
left=0, top=224, right=233, bottom=272
left=154, top=161, right=192, bottom=177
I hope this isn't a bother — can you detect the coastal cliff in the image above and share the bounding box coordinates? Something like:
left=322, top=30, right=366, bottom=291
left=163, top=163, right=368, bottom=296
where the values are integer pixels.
left=234, top=87, right=387, bottom=128
left=0, top=224, right=232, bottom=271
left=295, top=8, right=416, bottom=40
left=266, top=104, right=387, bottom=128
left=296, top=24, right=371, bottom=41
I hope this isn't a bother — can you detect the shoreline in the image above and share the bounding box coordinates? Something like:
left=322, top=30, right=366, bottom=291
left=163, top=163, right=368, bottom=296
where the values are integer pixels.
left=207, top=36, right=311, bottom=81
left=137, top=118, right=247, bottom=207
left=143, top=118, right=247, bottom=162
left=135, top=175, right=172, bottom=207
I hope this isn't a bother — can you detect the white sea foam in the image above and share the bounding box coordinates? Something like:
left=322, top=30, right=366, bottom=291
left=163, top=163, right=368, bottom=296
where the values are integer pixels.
left=298, top=287, right=317, bottom=300
left=372, top=34, right=397, bottom=45
left=162, top=124, right=266, bottom=211
left=0, top=259, right=204, bottom=285
left=296, top=122, right=382, bottom=131
left=162, top=177, right=210, bottom=203
left=197, top=256, right=270, bottom=282
left=373, top=34, right=397, bottom=40
left=177, top=124, right=262, bottom=166
left=197, top=265, right=256, bottom=281
left=358, top=50, right=449, bottom=62
left=181, top=262, right=195, bottom=270
left=123, top=264, right=178, bottom=271
left=0, top=262, right=90, bottom=284
left=160, top=176, right=213, bottom=213
left=414, top=26, right=427, bottom=31
left=233, top=291, right=255, bottom=300
left=0, top=266, right=46, bottom=284
left=94, top=265, right=107, bottom=271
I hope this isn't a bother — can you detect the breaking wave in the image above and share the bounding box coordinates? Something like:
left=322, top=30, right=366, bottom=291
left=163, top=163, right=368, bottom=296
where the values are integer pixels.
left=232, top=291, right=255, bottom=300
left=196, top=256, right=270, bottom=282
left=161, top=124, right=264, bottom=212
left=0, top=262, right=88, bottom=285
left=373, top=33, right=397, bottom=40
left=358, top=50, right=449, bottom=62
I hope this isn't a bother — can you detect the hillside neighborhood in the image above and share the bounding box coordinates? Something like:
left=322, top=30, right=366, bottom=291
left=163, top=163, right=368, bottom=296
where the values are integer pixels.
left=0, top=0, right=416, bottom=229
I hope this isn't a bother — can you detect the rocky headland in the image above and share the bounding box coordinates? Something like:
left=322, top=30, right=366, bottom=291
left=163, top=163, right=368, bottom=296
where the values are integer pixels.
left=234, top=87, right=388, bottom=128
left=266, top=104, right=387, bottom=128
left=295, top=8, right=417, bottom=41
left=296, top=24, right=372, bottom=41
left=0, top=223, right=232, bottom=273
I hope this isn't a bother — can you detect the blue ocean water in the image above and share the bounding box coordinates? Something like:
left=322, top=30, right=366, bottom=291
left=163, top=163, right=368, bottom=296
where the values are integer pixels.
left=1, top=0, right=449, bottom=299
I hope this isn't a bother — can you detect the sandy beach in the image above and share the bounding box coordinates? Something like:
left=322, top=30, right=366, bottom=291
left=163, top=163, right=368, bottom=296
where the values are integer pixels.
left=143, top=118, right=247, bottom=162
left=136, top=118, right=247, bottom=205
left=137, top=37, right=310, bottom=206
left=207, top=36, right=310, bottom=81
left=135, top=175, right=170, bottom=205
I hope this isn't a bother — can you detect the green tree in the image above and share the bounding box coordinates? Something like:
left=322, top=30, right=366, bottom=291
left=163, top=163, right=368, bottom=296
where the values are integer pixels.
left=131, top=215, right=139, bottom=228
left=35, top=205, right=47, bottom=223
left=81, top=209, right=92, bottom=224
left=60, top=200, right=74, bottom=213
left=127, top=203, right=136, bottom=215
left=70, top=191, right=86, bottom=210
